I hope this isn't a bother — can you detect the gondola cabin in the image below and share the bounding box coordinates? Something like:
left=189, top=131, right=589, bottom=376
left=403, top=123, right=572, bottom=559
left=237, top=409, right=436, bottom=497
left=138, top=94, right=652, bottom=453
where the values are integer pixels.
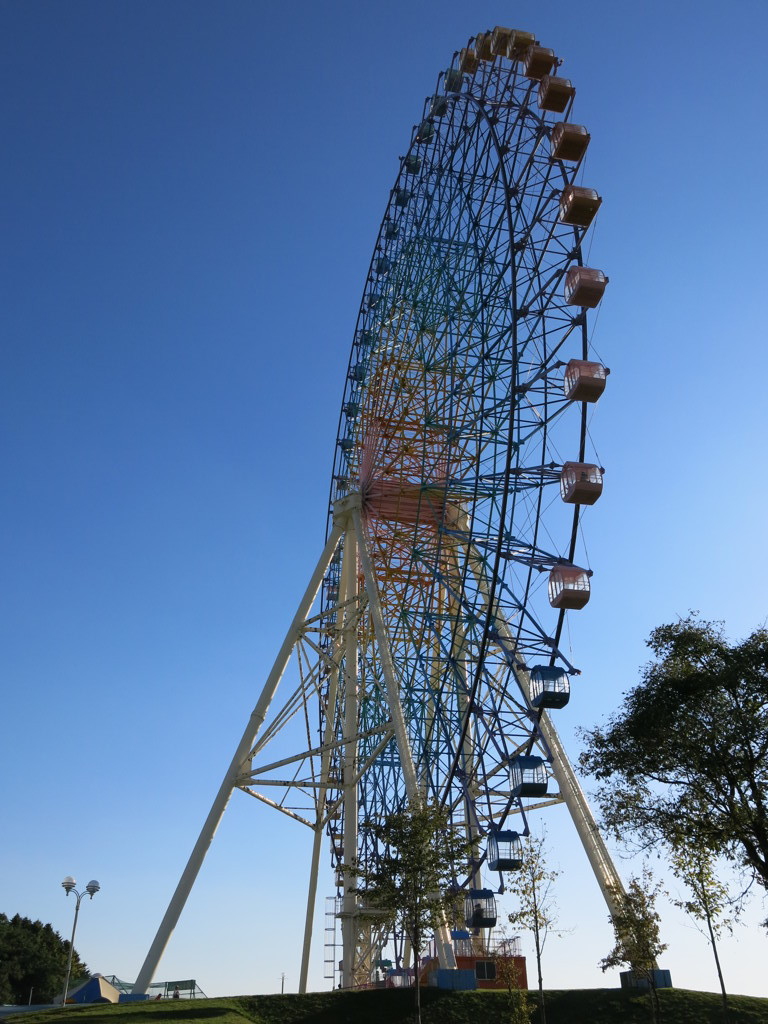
left=416, top=120, right=435, bottom=143
left=551, top=122, right=591, bottom=162
left=475, top=32, right=494, bottom=61
left=510, top=755, right=548, bottom=797
left=450, top=929, right=474, bottom=957
left=459, top=47, right=480, bottom=74
left=487, top=830, right=523, bottom=871
left=430, top=95, right=448, bottom=117
left=548, top=566, right=591, bottom=609
left=530, top=665, right=571, bottom=709
left=465, top=889, right=498, bottom=929
left=508, top=29, right=536, bottom=58
left=490, top=26, right=513, bottom=57
left=539, top=75, right=575, bottom=113
left=444, top=68, right=463, bottom=92
left=559, top=186, right=602, bottom=227
left=523, top=45, right=556, bottom=79
left=563, top=359, right=608, bottom=402
left=564, top=266, right=608, bottom=308
left=560, top=462, right=603, bottom=505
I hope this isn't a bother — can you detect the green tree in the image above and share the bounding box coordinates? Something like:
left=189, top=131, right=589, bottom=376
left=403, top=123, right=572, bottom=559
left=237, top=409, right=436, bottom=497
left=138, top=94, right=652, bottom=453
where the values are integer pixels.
left=0, top=913, right=89, bottom=1005
left=353, top=802, right=476, bottom=1024
left=600, top=866, right=667, bottom=1024
left=492, top=928, right=532, bottom=1024
left=505, top=833, right=563, bottom=1024
left=579, top=616, right=768, bottom=892
left=667, top=841, right=735, bottom=1024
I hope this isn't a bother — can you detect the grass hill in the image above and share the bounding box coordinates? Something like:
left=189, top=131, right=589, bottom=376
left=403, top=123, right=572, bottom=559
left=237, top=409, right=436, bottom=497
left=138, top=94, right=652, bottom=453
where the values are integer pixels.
left=9, top=988, right=768, bottom=1024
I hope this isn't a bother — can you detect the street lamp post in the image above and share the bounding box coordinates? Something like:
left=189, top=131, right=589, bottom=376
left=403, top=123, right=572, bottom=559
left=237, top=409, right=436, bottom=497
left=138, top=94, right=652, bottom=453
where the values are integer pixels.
left=61, top=877, right=100, bottom=1006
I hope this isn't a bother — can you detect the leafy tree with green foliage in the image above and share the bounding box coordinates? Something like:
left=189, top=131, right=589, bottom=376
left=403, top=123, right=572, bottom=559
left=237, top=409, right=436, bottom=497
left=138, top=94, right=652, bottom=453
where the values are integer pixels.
left=0, top=913, right=89, bottom=1005
left=353, top=802, right=476, bottom=1024
left=667, top=841, right=735, bottom=1024
left=579, top=616, right=768, bottom=894
left=505, top=833, right=563, bottom=1024
left=601, top=866, right=667, bottom=1024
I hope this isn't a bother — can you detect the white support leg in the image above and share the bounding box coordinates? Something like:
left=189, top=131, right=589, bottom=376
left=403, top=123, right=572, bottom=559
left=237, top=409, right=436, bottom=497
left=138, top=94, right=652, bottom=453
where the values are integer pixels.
left=300, top=825, right=325, bottom=995
left=465, top=543, right=626, bottom=915
left=132, top=522, right=345, bottom=994
left=352, top=503, right=457, bottom=972
left=352, top=504, right=420, bottom=802
left=299, top=641, right=344, bottom=993
left=537, top=715, right=624, bottom=915
left=340, top=518, right=360, bottom=988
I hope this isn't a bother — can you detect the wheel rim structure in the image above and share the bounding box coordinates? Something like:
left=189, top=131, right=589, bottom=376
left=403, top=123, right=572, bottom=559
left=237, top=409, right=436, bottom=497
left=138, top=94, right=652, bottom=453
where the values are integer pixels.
left=130, top=26, right=616, bottom=999
left=324, top=27, right=607, bottom=918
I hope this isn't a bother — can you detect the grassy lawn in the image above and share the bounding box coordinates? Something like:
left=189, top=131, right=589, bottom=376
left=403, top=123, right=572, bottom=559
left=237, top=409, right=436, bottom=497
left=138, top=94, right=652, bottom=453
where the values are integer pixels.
left=8, top=987, right=768, bottom=1024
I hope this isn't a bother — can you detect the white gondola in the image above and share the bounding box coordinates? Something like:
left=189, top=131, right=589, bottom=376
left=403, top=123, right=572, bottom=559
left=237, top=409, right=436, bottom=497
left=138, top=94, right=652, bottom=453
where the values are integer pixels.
left=563, top=359, right=609, bottom=402
left=564, top=266, right=608, bottom=307
left=559, top=462, right=603, bottom=505
left=550, top=122, right=591, bottom=162
left=548, top=565, right=591, bottom=609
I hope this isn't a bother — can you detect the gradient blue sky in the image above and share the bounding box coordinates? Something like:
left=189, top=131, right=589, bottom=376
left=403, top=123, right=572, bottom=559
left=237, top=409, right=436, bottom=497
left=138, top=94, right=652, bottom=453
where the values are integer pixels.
left=2, top=0, right=767, bottom=1000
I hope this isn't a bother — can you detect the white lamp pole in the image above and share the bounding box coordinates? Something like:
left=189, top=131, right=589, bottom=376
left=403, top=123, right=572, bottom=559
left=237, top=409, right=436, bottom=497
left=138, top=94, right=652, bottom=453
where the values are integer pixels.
left=61, top=877, right=100, bottom=1006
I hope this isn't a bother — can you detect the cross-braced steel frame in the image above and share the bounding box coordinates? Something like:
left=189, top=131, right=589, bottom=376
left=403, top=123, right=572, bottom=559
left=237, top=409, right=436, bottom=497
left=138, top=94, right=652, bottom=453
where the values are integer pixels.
left=131, top=491, right=622, bottom=994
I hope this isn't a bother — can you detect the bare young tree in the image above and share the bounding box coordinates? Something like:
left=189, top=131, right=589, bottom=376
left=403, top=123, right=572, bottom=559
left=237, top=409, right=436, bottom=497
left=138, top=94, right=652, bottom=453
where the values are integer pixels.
left=492, top=928, right=532, bottom=1024
left=601, top=865, right=668, bottom=1024
left=668, top=841, right=736, bottom=1024
left=353, top=802, right=476, bottom=1024
left=505, top=832, right=563, bottom=1024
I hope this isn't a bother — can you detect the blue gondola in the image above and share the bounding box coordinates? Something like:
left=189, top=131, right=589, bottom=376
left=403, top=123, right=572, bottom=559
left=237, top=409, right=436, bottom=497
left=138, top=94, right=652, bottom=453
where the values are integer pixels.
left=416, top=119, right=435, bottom=143
left=487, top=830, right=523, bottom=871
left=510, top=755, right=548, bottom=797
left=530, top=665, right=571, bottom=709
left=430, top=95, right=448, bottom=117
left=464, top=888, right=497, bottom=929
left=444, top=68, right=463, bottom=92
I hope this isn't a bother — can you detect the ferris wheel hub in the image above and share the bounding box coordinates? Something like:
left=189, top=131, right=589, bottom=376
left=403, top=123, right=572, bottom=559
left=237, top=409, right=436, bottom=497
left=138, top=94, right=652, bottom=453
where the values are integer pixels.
left=332, top=492, right=362, bottom=525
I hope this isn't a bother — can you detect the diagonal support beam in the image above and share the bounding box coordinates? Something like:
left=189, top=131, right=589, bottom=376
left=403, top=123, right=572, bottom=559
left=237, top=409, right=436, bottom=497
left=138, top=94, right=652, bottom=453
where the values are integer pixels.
left=131, top=521, right=345, bottom=994
left=465, top=540, right=626, bottom=917
left=352, top=501, right=457, bottom=972
left=353, top=504, right=419, bottom=801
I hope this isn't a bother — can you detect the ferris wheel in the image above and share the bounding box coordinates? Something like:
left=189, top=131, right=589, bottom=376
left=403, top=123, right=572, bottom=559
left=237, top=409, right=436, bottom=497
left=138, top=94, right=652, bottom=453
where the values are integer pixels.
left=132, top=26, right=624, bottom=998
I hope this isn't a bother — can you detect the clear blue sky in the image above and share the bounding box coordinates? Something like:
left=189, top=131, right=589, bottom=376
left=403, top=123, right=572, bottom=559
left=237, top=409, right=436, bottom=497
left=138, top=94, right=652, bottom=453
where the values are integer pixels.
left=2, top=0, right=767, bottom=1000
